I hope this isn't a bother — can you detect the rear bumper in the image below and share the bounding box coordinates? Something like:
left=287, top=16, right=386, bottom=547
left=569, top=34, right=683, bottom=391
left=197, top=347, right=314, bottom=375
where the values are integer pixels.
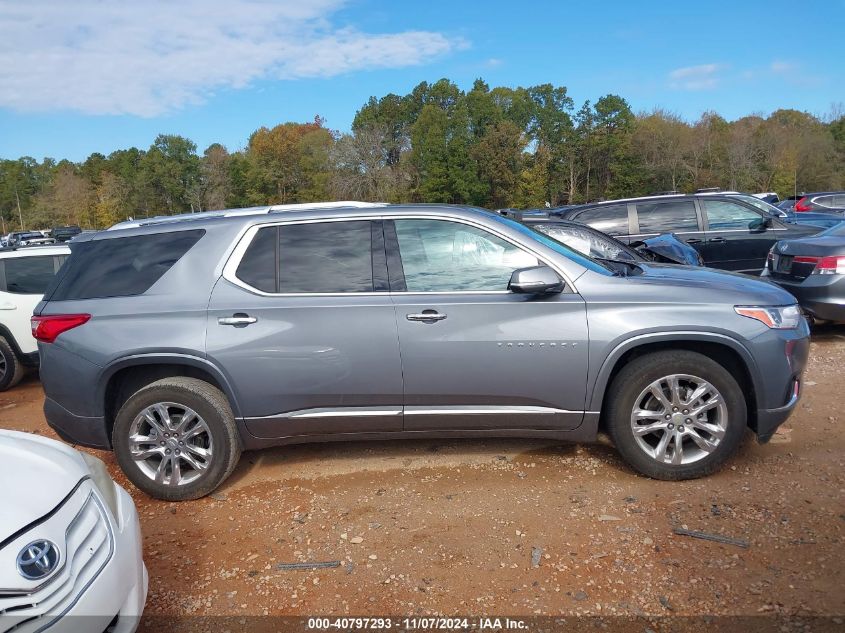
left=44, top=397, right=110, bottom=449
left=770, top=274, right=845, bottom=322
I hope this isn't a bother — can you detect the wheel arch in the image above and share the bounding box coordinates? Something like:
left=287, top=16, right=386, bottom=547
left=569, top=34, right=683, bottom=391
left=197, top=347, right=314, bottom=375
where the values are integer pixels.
left=590, top=333, right=761, bottom=432
left=0, top=323, right=25, bottom=359
left=99, top=354, right=242, bottom=443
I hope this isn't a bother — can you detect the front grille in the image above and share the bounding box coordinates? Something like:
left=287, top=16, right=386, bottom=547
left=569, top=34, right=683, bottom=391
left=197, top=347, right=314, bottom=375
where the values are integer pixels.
left=0, top=492, right=114, bottom=633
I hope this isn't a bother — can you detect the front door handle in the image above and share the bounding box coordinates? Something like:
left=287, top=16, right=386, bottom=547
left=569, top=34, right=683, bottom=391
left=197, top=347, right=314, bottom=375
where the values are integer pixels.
left=684, top=238, right=702, bottom=244
left=406, top=310, right=447, bottom=323
left=709, top=237, right=727, bottom=243
left=218, top=313, right=257, bottom=327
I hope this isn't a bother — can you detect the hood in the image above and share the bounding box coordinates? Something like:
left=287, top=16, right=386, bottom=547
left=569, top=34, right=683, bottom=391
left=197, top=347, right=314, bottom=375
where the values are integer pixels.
left=0, top=430, right=89, bottom=542
left=628, top=262, right=797, bottom=305
left=632, top=233, right=704, bottom=266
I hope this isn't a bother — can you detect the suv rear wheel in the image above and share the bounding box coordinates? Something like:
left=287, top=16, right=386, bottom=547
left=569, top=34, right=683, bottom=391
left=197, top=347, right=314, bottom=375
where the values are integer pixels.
left=0, top=336, right=25, bottom=392
left=113, top=377, right=241, bottom=501
left=606, top=350, right=746, bottom=480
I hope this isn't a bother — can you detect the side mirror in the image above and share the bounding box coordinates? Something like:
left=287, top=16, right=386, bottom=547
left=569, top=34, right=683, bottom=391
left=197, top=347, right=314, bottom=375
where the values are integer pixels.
left=750, top=217, right=773, bottom=232
left=508, top=266, right=564, bottom=294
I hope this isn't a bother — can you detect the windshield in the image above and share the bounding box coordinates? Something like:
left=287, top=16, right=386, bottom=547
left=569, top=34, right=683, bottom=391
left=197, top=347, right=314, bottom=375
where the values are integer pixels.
left=486, top=213, right=614, bottom=274
left=729, top=194, right=786, bottom=217
left=532, top=223, right=638, bottom=261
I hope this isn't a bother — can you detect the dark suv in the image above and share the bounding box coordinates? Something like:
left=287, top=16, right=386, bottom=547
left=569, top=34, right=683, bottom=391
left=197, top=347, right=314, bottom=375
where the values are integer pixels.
left=35, top=203, right=809, bottom=501
left=557, top=193, right=821, bottom=274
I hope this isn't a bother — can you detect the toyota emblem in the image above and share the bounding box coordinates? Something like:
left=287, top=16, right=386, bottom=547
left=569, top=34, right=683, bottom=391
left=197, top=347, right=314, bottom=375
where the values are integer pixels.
left=16, top=540, right=60, bottom=581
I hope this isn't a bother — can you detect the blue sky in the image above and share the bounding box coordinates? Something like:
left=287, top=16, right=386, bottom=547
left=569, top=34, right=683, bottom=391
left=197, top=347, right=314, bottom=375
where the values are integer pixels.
left=1, top=0, right=843, bottom=162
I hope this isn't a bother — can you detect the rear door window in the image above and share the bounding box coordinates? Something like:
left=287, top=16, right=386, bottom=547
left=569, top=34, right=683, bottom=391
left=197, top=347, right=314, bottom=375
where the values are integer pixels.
left=0, top=256, right=57, bottom=294
left=635, top=200, right=699, bottom=234
left=46, top=230, right=205, bottom=300
left=570, top=205, right=629, bottom=235
left=235, top=221, right=374, bottom=294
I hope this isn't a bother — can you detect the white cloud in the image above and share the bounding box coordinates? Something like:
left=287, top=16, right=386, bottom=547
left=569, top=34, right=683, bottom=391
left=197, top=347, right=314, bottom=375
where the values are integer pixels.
left=668, top=63, right=723, bottom=91
left=770, top=60, right=798, bottom=74
left=0, top=1, right=465, bottom=116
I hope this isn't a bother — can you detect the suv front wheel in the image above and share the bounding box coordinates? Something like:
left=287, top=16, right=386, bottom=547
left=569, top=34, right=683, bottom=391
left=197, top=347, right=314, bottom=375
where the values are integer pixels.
left=113, top=377, right=241, bottom=501
left=606, top=350, right=746, bottom=480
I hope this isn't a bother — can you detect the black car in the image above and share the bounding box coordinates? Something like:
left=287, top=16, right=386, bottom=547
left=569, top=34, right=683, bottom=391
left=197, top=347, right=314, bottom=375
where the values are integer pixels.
left=780, top=192, right=845, bottom=214
left=556, top=193, right=822, bottom=274
left=499, top=212, right=703, bottom=266
left=51, top=225, right=82, bottom=242
left=763, top=222, right=845, bottom=323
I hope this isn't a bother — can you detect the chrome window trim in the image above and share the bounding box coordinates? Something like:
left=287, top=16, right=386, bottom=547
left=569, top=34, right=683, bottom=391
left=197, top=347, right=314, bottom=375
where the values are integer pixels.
left=221, top=213, right=578, bottom=297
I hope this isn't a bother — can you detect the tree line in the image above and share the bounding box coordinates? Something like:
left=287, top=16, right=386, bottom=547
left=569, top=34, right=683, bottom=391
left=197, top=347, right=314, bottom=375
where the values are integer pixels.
left=2, top=78, right=844, bottom=231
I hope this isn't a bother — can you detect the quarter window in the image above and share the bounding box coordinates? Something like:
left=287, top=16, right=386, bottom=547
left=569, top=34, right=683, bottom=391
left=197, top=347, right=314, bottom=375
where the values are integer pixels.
left=236, top=221, right=374, bottom=294
left=47, top=230, right=205, bottom=301
left=636, top=200, right=699, bottom=234
left=703, top=200, right=764, bottom=230
left=571, top=204, right=629, bottom=235
left=393, top=219, right=539, bottom=292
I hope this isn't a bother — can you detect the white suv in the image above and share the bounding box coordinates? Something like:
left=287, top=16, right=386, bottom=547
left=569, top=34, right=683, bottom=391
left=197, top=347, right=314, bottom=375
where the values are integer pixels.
left=0, top=245, right=69, bottom=390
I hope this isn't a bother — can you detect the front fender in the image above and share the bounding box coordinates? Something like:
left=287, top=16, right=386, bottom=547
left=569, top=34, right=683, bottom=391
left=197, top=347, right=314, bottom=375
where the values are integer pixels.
left=587, top=331, right=762, bottom=412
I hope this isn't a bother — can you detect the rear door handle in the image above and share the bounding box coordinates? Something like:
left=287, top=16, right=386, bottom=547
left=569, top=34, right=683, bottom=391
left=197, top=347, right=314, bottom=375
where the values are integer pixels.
left=218, top=313, right=257, bottom=327
left=709, top=237, right=727, bottom=243
left=406, top=310, right=447, bottom=323
left=0, top=303, right=16, bottom=310
left=684, top=238, right=702, bottom=244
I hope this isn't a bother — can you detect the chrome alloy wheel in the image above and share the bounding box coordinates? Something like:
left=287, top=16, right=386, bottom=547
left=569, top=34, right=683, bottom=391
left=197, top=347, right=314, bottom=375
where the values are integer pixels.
left=630, top=374, right=728, bottom=466
left=129, top=402, right=213, bottom=486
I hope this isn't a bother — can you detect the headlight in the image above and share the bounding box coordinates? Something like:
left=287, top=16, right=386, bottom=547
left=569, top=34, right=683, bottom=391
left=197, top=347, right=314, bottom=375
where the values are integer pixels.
left=80, top=452, right=120, bottom=520
left=735, top=304, right=802, bottom=329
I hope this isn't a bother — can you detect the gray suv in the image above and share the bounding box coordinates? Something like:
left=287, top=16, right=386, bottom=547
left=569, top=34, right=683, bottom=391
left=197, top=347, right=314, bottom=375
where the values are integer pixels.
left=35, top=203, right=810, bottom=501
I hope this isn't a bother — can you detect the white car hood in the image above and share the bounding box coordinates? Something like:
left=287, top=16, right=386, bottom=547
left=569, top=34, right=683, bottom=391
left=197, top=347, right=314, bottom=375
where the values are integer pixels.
left=0, top=430, right=89, bottom=542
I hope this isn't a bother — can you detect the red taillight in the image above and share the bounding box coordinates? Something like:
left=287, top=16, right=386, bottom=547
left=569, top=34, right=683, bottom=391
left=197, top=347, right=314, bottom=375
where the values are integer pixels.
left=794, top=196, right=812, bottom=212
left=815, top=256, right=845, bottom=275
left=31, top=314, right=91, bottom=343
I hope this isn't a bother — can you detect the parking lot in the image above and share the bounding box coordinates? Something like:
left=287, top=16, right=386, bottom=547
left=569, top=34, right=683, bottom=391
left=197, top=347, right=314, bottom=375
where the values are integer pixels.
left=1, top=328, right=843, bottom=624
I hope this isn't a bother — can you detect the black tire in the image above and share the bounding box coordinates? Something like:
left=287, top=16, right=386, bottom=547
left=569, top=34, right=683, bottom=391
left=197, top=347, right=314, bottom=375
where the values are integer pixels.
left=0, top=336, right=25, bottom=392
left=113, top=377, right=241, bottom=501
left=605, top=350, right=746, bottom=480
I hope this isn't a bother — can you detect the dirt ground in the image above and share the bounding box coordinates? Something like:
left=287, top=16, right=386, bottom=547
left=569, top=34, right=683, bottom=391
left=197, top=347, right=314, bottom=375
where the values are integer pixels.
left=1, top=328, right=843, bottom=627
